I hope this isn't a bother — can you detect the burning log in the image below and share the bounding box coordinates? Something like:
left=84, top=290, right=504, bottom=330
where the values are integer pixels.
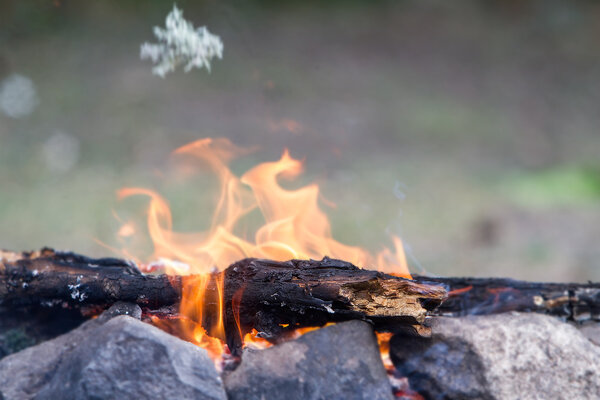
left=413, top=275, right=600, bottom=322
left=0, top=248, right=179, bottom=309
left=221, top=257, right=445, bottom=353
left=0, top=248, right=446, bottom=355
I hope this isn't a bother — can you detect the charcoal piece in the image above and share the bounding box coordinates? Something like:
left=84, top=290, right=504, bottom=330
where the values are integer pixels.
left=225, top=320, right=393, bottom=400
left=0, top=302, right=142, bottom=399
left=34, top=316, right=226, bottom=400
left=390, top=312, right=600, bottom=400
left=97, top=300, right=142, bottom=320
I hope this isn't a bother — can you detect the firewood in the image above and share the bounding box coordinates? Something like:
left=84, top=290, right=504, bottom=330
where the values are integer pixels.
left=221, top=257, right=446, bottom=353
left=413, top=275, right=600, bottom=323
left=0, top=248, right=447, bottom=355
left=0, top=248, right=180, bottom=309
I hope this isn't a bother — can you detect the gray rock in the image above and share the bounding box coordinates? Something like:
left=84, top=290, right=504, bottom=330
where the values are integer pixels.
left=0, top=302, right=226, bottom=400
left=35, top=316, right=226, bottom=400
left=579, top=322, right=600, bottom=346
left=391, top=312, right=600, bottom=400
left=0, top=302, right=142, bottom=399
left=225, top=320, right=393, bottom=400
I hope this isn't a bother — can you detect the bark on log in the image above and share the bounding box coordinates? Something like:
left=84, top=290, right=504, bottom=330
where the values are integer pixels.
left=0, top=248, right=179, bottom=309
left=412, top=275, right=600, bottom=323
left=221, top=258, right=446, bottom=353
left=1, top=249, right=446, bottom=355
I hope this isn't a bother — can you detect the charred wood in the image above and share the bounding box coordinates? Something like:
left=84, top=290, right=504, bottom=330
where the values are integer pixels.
left=221, top=257, right=446, bottom=353
left=1, top=249, right=446, bottom=355
left=413, top=275, right=600, bottom=322
left=0, top=248, right=180, bottom=309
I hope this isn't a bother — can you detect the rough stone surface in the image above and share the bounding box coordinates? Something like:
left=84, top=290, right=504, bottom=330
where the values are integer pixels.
left=391, top=312, right=600, bottom=400
left=579, top=322, right=600, bottom=346
left=0, top=302, right=142, bottom=400
left=225, top=320, right=393, bottom=400
left=35, top=316, right=226, bottom=400
left=0, top=303, right=226, bottom=400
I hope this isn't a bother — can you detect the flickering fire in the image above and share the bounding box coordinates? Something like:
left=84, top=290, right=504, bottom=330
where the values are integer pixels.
left=115, top=138, right=410, bottom=361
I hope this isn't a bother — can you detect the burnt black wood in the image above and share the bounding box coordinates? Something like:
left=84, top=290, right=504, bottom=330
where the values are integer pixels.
left=0, top=248, right=181, bottom=309
left=413, top=275, right=600, bottom=322
left=221, top=257, right=445, bottom=355
left=1, top=250, right=445, bottom=356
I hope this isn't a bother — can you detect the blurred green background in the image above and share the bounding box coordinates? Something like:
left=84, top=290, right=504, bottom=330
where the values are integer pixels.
left=1, top=0, right=599, bottom=281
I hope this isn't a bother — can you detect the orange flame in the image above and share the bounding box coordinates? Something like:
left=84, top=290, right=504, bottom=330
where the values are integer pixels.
left=116, top=138, right=411, bottom=360
left=376, top=332, right=395, bottom=371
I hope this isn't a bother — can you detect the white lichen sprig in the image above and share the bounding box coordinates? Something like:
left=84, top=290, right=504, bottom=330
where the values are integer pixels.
left=140, top=5, right=223, bottom=77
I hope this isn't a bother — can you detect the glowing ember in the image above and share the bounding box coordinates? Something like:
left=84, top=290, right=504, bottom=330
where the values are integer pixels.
left=115, top=137, right=411, bottom=360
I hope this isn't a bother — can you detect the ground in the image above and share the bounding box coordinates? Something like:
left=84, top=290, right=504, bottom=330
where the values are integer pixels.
left=1, top=1, right=599, bottom=281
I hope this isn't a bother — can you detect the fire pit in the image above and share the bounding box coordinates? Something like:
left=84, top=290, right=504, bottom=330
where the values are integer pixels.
left=2, top=3, right=600, bottom=399
left=1, top=248, right=599, bottom=399
left=1, top=138, right=599, bottom=399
